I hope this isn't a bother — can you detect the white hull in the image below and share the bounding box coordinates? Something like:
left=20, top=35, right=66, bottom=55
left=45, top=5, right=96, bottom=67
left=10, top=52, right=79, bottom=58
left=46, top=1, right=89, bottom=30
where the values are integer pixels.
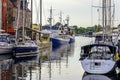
left=0, top=43, right=13, bottom=54
left=0, top=33, right=14, bottom=54
left=81, top=59, right=115, bottom=74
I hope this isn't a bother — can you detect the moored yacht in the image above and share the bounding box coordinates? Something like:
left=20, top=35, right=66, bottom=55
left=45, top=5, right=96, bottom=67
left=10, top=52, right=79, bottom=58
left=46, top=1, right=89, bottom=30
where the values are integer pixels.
left=0, top=33, right=13, bottom=54
left=13, top=0, right=39, bottom=58
left=14, top=39, right=39, bottom=58
left=79, top=0, right=118, bottom=74
left=80, top=43, right=117, bottom=74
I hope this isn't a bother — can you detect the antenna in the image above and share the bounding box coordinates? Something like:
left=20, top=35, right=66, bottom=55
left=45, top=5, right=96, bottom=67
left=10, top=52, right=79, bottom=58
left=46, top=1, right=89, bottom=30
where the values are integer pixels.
left=66, top=15, right=70, bottom=26
left=59, top=11, right=62, bottom=23
left=48, top=6, right=53, bottom=26
left=47, top=6, right=56, bottom=26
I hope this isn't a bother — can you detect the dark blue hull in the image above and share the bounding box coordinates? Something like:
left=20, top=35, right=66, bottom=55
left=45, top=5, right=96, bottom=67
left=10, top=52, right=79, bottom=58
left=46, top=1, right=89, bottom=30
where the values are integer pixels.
left=13, top=47, right=38, bottom=58
left=69, top=38, right=75, bottom=43
left=50, top=38, right=62, bottom=45
left=50, top=38, right=63, bottom=49
left=14, top=47, right=38, bottom=53
left=50, top=37, right=69, bottom=46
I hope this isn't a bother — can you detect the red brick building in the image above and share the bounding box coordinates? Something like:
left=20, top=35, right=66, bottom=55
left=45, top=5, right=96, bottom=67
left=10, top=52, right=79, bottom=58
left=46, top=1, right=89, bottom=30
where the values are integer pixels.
left=2, top=0, right=31, bottom=34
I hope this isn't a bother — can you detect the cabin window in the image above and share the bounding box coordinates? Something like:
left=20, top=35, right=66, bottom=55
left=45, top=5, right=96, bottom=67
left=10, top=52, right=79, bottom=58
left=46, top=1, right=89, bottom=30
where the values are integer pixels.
left=90, top=46, right=110, bottom=53
left=89, top=46, right=113, bottom=60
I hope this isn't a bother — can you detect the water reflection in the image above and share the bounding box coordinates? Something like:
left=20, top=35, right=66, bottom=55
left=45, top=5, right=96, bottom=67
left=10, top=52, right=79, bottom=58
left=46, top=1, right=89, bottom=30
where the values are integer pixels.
left=82, top=72, right=120, bottom=80
left=39, top=43, right=74, bottom=80
left=13, top=56, right=38, bottom=80
left=0, top=59, right=12, bottom=80
left=47, top=43, right=75, bottom=80
left=82, top=73, right=111, bottom=80
left=1, top=37, right=120, bottom=80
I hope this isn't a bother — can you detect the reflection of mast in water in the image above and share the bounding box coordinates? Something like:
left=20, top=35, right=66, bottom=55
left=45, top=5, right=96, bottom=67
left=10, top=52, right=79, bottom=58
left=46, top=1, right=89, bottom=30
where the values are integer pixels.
left=13, top=64, right=17, bottom=80
left=58, top=50, right=61, bottom=75
left=19, top=63, right=26, bottom=80
left=38, top=53, right=42, bottom=80
left=21, top=63, right=24, bottom=80
left=29, top=64, right=32, bottom=80
left=66, top=44, right=69, bottom=68
left=48, top=44, right=52, bottom=80
left=39, top=59, right=41, bottom=80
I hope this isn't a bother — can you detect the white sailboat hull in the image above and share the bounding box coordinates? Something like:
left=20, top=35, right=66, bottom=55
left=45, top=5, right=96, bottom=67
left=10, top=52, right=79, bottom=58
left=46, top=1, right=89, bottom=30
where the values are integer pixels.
left=0, top=44, right=13, bottom=54
left=81, top=59, right=115, bottom=74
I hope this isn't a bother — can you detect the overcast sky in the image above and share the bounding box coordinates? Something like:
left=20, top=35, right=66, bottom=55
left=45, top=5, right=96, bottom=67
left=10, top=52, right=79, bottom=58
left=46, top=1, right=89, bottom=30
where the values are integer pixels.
left=30, top=0, right=120, bottom=27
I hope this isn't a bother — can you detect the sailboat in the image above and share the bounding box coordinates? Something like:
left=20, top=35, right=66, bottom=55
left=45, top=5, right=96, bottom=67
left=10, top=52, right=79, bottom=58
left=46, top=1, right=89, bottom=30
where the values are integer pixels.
left=13, top=0, right=39, bottom=58
left=0, top=32, right=13, bottom=55
left=79, top=0, right=117, bottom=74
left=0, top=0, right=13, bottom=55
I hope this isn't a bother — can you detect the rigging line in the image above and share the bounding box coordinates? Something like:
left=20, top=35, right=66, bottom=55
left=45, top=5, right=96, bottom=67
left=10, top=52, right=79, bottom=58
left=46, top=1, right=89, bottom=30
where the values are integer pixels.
left=91, top=0, right=93, bottom=26
left=98, top=0, right=101, bottom=26
left=114, top=0, right=118, bottom=27
left=38, top=1, right=40, bottom=24
left=111, top=0, right=115, bottom=28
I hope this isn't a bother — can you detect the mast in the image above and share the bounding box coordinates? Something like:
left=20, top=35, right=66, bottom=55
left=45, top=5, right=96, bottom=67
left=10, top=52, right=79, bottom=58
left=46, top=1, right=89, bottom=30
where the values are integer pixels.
left=31, top=0, right=32, bottom=28
left=0, top=0, right=2, bottom=29
left=59, top=11, right=62, bottom=23
left=40, top=0, right=42, bottom=30
left=107, top=0, right=111, bottom=33
left=102, top=0, right=106, bottom=42
left=22, top=0, right=25, bottom=42
left=102, top=0, right=113, bottom=41
left=66, top=15, right=70, bottom=26
left=49, top=6, right=52, bottom=27
left=15, top=0, right=21, bottom=45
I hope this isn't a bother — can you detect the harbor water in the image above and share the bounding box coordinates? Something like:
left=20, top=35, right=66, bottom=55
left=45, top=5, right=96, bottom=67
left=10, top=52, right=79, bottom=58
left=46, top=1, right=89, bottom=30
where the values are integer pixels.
left=0, top=36, right=120, bottom=80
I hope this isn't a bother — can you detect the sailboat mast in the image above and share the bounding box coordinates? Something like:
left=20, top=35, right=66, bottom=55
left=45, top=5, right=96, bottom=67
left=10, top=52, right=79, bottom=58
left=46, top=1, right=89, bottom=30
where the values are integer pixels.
left=40, top=0, right=42, bottom=30
left=0, top=0, right=2, bottom=29
left=31, top=0, right=33, bottom=28
left=22, top=0, right=25, bottom=42
left=16, top=0, right=21, bottom=45
left=102, top=0, right=113, bottom=41
left=108, top=0, right=112, bottom=33
left=102, top=0, right=106, bottom=42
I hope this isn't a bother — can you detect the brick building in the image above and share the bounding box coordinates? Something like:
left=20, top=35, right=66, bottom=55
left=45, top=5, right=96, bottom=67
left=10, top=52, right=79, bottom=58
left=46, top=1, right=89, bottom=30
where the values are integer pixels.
left=2, top=0, right=31, bottom=34
left=12, top=0, right=32, bottom=28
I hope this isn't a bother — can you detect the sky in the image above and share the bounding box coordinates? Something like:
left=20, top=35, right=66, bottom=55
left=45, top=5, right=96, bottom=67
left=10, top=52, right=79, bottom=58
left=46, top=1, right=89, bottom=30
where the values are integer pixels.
left=29, top=0, right=120, bottom=27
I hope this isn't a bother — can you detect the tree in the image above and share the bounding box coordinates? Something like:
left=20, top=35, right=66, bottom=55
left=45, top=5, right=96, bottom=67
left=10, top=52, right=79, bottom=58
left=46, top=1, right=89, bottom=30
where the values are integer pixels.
left=94, top=24, right=102, bottom=32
